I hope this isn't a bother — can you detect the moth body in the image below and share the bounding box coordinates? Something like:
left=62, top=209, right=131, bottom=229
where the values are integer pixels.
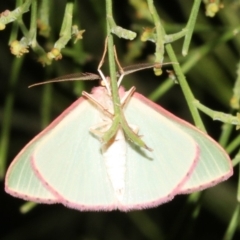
left=102, top=129, right=126, bottom=201
left=91, top=87, right=127, bottom=201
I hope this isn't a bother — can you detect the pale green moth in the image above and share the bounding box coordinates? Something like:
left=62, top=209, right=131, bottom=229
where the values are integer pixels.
left=5, top=47, right=233, bottom=211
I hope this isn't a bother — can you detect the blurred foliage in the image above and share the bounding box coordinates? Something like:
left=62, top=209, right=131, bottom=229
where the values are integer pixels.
left=0, top=0, right=240, bottom=239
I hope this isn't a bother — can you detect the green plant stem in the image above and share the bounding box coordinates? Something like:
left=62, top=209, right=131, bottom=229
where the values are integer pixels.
left=107, top=15, right=136, bottom=40
left=231, top=151, right=240, bottom=167
left=20, top=202, right=37, bottom=214
left=104, top=0, right=148, bottom=149
left=166, top=44, right=205, bottom=131
left=29, top=0, right=37, bottom=39
left=150, top=26, right=240, bottom=104
left=8, top=0, right=22, bottom=43
left=147, top=0, right=165, bottom=64
left=0, top=58, right=23, bottom=179
left=194, top=101, right=240, bottom=126
left=145, top=0, right=205, bottom=130
left=0, top=0, right=33, bottom=26
left=148, top=78, right=174, bottom=101
left=226, top=135, right=240, bottom=155
left=28, top=0, right=50, bottom=65
left=38, top=0, right=51, bottom=37
left=106, top=0, right=120, bottom=113
left=230, top=61, right=240, bottom=109
left=182, top=0, right=202, bottom=56
left=223, top=204, right=240, bottom=240
left=238, top=163, right=240, bottom=202
left=219, top=123, right=234, bottom=148
left=54, top=0, right=74, bottom=50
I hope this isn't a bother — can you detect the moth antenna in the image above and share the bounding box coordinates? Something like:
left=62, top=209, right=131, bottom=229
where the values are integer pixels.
left=28, top=73, right=101, bottom=88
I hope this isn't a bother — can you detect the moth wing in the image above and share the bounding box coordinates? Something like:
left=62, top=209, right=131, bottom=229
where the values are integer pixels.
left=130, top=93, right=232, bottom=196
left=119, top=93, right=199, bottom=210
left=5, top=119, right=60, bottom=203
left=31, top=97, right=117, bottom=211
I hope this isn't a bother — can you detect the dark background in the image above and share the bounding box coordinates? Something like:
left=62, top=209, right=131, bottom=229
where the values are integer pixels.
left=1, top=1, right=239, bottom=239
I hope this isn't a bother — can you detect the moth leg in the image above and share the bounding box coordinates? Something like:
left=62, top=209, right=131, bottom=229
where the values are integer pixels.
left=113, top=46, right=124, bottom=76
left=119, top=102, right=152, bottom=150
left=90, top=121, right=121, bottom=149
left=89, top=121, right=111, bottom=138
left=129, top=124, right=147, bottom=142
left=97, top=37, right=111, bottom=94
left=82, top=91, right=113, bottom=119
left=120, top=86, right=136, bottom=109
left=129, top=124, right=139, bottom=134
left=112, top=46, right=126, bottom=87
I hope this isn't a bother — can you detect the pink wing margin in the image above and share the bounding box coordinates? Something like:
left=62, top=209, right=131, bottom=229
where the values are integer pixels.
left=132, top=92, right=233, bottom=192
